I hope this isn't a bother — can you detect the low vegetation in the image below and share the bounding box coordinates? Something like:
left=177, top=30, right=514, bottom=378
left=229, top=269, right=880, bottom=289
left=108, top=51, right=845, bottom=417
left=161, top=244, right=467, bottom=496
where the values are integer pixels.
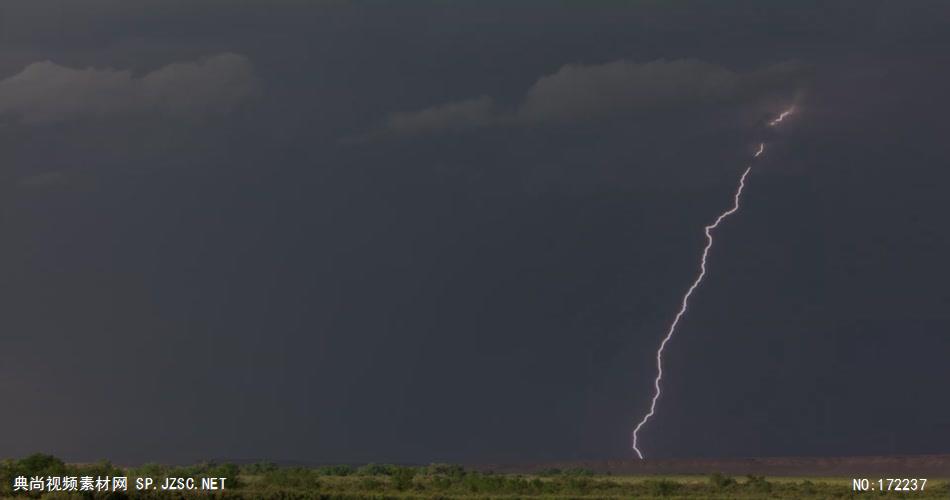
left=1, top=454, right=947, bottom=498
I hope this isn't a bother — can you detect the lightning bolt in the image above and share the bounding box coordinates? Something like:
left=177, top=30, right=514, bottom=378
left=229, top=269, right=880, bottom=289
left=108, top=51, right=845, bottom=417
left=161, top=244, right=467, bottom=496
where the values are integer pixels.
left=630, top=107, right=794, bottom=459
left=768, top=106, right=795, bottom=127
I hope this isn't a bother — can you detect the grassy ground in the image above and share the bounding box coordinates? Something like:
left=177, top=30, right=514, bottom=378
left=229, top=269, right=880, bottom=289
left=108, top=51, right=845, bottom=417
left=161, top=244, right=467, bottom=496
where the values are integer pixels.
left=2, top=455, right=947, bottom=499
left=258, top=473, right=947, bottom=499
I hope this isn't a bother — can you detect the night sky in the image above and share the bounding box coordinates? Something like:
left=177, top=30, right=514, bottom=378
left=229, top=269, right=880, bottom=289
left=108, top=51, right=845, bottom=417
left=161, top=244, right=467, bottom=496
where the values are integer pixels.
left=1, top=2, right=949, bottom=465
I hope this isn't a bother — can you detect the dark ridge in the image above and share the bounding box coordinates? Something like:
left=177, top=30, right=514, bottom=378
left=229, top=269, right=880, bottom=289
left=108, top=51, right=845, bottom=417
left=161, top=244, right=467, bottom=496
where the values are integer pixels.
left=471, top=455, right=950, bottom=477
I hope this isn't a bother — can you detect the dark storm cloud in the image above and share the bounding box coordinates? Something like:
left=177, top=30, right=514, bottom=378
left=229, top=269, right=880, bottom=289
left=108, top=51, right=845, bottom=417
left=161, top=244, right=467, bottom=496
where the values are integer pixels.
left=0, top=53, right=257, bottom=124
left=381, top=58, right=804, bottom=136
left=17, top=170, right=68, bottom=188
left=2, top=0, right=950, bottom=468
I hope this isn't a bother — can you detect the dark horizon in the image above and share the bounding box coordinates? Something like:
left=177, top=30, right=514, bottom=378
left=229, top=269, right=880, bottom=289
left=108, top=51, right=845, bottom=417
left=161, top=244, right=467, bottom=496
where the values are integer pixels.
left=2, top=1, right=949, bottom=465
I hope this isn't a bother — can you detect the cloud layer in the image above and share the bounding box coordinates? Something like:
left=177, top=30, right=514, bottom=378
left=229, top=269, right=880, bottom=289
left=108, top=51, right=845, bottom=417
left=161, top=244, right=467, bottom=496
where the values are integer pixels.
left=386, top=95, right=495, bottom=135
left=383, top=58, right=803, bottom=135
left=0, top=53, right=258, bottom=124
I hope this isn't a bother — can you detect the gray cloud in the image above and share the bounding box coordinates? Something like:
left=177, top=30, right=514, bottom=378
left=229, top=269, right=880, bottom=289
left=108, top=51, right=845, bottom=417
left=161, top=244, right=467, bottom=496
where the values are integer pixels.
left=517, top=59, right=800, bottom=122
left=385, top=95, right=495, bottom=135
left=381, top=58, right=803, bottom=135
left=0, top=53, right=258, bottom=125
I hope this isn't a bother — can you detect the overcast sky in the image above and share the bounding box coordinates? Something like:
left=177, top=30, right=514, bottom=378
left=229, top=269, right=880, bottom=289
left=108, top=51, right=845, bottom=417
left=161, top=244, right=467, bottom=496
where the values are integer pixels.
left=1, top=1, right=949, bottom=465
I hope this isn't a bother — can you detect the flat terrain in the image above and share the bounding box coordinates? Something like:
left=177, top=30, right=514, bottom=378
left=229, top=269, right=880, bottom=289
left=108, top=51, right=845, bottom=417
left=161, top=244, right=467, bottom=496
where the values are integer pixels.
left=475, top=454, right=950, bottom=477
left=258, top=473, right=948, bottom=499
left=3, top=455, right=949, bottom=498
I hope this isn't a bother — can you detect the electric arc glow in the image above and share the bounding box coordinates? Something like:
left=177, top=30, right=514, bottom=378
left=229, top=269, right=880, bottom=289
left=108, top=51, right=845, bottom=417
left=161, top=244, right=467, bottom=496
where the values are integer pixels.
left=631, top=107, right=795, bottom=459
left=768, top=106, right=795, bottom=126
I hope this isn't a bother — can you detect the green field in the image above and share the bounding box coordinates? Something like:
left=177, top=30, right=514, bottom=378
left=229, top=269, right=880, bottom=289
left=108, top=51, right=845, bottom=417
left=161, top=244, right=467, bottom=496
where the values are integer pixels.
left=2, top=455, right=947, bottom=499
